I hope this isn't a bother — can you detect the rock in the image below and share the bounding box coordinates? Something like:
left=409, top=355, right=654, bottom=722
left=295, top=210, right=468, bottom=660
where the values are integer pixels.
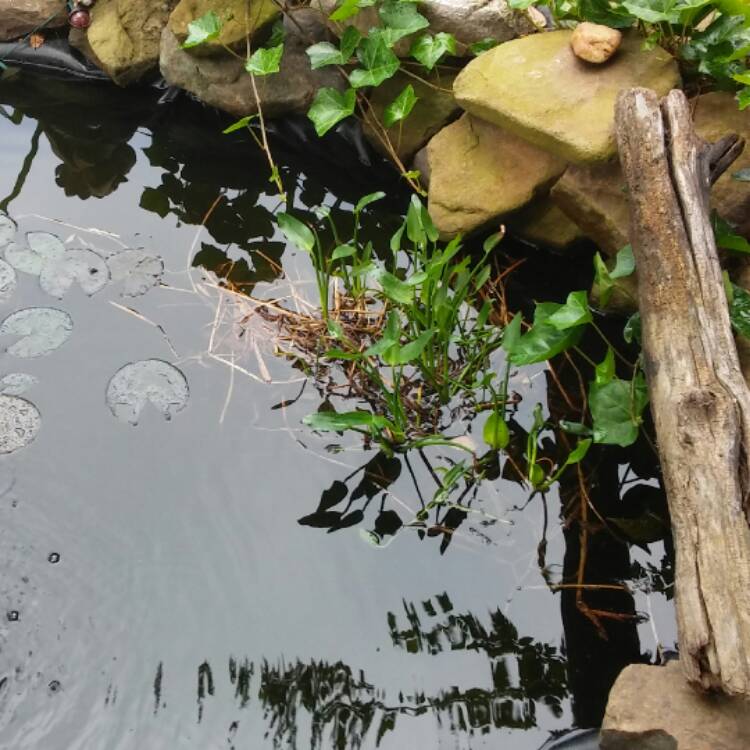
left=571, top=22, right=622, bottom=63
left=552, top=91, right=750, bottom=255
left=159, top=9, right=342, bottom=119
left=550, top=161, right=630, bottom=257
left=412, top=144, right=431, bottom=187
left=425, top=113, right=566, bottom=238
left=509, top=198, right=585, bottom=250
left=454, top=30, right=680, bottom=163
left=0, top=0, right=67, bottom=41
left=168, top=0, right=279, bottom=56
left=318, top=0, right=534, bottom=58
left=601, top=661, right=750, bottom=749
left=694, top=91, right=750, bottom=239
left=70, top=0, right=174, bottom=86
left=362, top=70, right=459, bottom=163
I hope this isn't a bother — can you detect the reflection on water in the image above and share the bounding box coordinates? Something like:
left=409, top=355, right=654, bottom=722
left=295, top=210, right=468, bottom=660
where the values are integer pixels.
left=0, top=70, right=676, bottom=749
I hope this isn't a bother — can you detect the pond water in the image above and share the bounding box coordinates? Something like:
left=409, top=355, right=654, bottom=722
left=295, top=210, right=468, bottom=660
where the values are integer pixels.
left=0, top=71, right=675, bottom=750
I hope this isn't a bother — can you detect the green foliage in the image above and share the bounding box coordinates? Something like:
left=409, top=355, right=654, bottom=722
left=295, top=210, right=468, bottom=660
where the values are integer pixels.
left=245, top=44, right=284, bottom=76
left=383, top=85, right=419, bottom=127
left=409, top=32, right=458, bottom=70
left=182, top=11, right=222, bottom=49
left=349, top=33, right=401, bottom=88
left=483, top=410, right=510, bottom=449
left=308, top=87, right=357, bottom=136
left=729, top=283, right=750, bottom=338
left=593, top=245, right=636, bottom=307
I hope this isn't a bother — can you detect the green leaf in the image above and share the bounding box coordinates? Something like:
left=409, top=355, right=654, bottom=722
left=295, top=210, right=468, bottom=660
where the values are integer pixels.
left=593, top=252, right=614, bottom=308
left=563, top=438, right=592, bottom=467
left=730, top=284, right=750, bottom=339
left=374, top=268, right=413, bottom=304
left=182, top=10, right=222, bottom=48
left=329, top=0, right=370, bottom=22
left=383, top=85, right=419, bottom=128
left=501, top=313, right=522, bottom=355
left=245, top=44, right=284, bottom=76
left=595, top=347, right=616, bottom=386
left=469, top=37, right=499, bottom=55
left=304, top=410, right=392, bottom=431
left=307, top=26, right=360, bottom=68
left=483, top=231, right=504, bottom=253
left=547, top=291, right=592, bottom=330
left=384, top=329, right=435, bottom=365
left=714, top=215, right=750, bottom=254
left=733, top=168, right=750, bottom=182
left=589, top=374, right=649, bottom=448
left=355, top=191, right=386, bottom=213
left=409, top=32, right=457, bottom=70
left=222, top=115, right=257, bottom=134
left=483, top=411, right=510, bottom=450
left=508, top=302, right=585, bottom=365
left=277, top=213, right=315, bottom=253
left=378, top=0, right=429, bottom=42
left=623, top=312, right=641, bottom=344
left=350, top=34, right=400, bottom=88
left=560, top=420, right=593, bottom=436
left=611, top=244, right=635, bottom=279
left=331, top=244, right=357, bottom=261
left=308, top=87, right=356, bottom=136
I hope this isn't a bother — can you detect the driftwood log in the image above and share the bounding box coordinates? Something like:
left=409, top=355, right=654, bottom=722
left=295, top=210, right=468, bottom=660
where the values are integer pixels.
left=614, top=88, right=750, bottom=696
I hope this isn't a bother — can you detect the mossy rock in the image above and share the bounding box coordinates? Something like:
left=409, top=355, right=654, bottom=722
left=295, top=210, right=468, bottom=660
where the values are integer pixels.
left=454, top=30, right=680, bottom=164
left=169, top=0, right=279, bottom=55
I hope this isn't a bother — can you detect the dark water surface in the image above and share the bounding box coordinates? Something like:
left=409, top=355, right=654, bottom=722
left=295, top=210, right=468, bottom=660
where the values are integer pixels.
left=0, top=73, right=675, bottom=750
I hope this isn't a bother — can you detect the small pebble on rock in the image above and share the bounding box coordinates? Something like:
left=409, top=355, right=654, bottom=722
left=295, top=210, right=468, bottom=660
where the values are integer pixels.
left=571, top=22, right=622, bottom=64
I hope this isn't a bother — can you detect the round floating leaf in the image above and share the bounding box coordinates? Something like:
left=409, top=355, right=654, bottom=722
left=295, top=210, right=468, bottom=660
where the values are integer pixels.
left=0, top=394, right=41, bottom=454
left=5, top=232, right=65, bottom=275
left=107, top=249, right=164, bottom=297
left=106, top=359, right=189, bottom=426
left=0, top=308, right=73, bottom=358
left=0, top=259, right=17, bottom=303
left=39, top=248, right=109, bottom=298
left=0, top=213, right=15, bottom=250
left=0, top=373, right=38, bottom=396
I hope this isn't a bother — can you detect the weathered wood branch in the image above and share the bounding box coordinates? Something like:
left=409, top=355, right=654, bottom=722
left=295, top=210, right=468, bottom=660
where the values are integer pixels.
left=615, top=87, right=750, bottom=696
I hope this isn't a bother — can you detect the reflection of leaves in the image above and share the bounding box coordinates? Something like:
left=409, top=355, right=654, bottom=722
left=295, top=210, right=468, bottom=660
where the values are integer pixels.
left=319, top=480, right=348, bottom=511
left=328, top=509, right=365, bottom=532
left=351, top=451, right=401, bottom=500
left=106, top=359, right=189, bottom=425
left=107, top=249, right=164, bottom=297
left=0, top=394, right=41, bottom=454
left=39, top=248, right=109, bottom=298
left=0, top=307, right=73, bottom=358
left=298, top=510, right=343, bottom=528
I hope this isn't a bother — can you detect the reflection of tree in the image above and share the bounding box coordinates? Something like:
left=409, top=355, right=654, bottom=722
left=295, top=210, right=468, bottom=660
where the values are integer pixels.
left=171, top=596, right=568, bottom=748
left=0, top=71, right=148, bottom=201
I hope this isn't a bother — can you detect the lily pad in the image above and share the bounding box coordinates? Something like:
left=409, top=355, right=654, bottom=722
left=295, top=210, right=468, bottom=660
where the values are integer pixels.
left=106, top=359, right=189, bottom=426
left=0, top=395, right=41, bottom=454
left=39, top=248, right=109, bottom=298
left=0, top=214, right=15, bottom=250
left=0, top=373, right=38, bottom=396
left=0, top=259, right=17, bottom=303
left=107, top=250, right=164, bottom=297
left=0, top=308, right=73, bottom=358
left=5, top=232, right=65, bottom=275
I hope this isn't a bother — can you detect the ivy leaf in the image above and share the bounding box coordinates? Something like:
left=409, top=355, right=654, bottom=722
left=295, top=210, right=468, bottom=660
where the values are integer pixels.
left=547, top=290, right=592, bottom=330
left=307, top=27, right=360, bottom=68
left=329, top=0, right=375, bottom=22
left=469, top=37, right=499, bottom=55
left=383, top=84, right=418, bottom=127
left=623, top=312, right=641, bottom=344
left=307, top=87, right=356, bottom=136
left=714, top=214, right=750, bottom=254
left=349, top=33, right=400, bottom=88
left=378, top=0, right=429, bottom=43
left=409, top=32, right=457, bottom=70
left=730, top=284, right=750, bottom=339
left=182, top=11, right=222, bottom=49
left=245, top=44, right=284, bottom=76
left=595, top=347, right=616, bottom=386
left=611, top=244, right=635, bottom=278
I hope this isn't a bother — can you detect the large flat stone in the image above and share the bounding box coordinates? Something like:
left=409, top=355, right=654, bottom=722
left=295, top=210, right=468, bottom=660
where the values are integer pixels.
left=601, top=662, right=750, bottom=749
left=453, top=30, right=680, bottom=163
left=169, top=0, right=279, bottom=56
left=70, top=0, right=174, bottom=86
left=363, top=70, right=460, bottom=163
left=0, top=0, right=67, bottom=41
left=552, top=91, right=750, bottom=255
left=426, top=113, right=566, bottom=238
left=160, top=9, right=341, bottom=118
